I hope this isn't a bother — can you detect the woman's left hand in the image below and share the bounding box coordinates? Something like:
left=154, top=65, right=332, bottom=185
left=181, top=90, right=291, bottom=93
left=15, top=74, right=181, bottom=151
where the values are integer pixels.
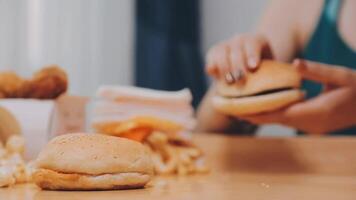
left=241, top=59, right=356, bottom=135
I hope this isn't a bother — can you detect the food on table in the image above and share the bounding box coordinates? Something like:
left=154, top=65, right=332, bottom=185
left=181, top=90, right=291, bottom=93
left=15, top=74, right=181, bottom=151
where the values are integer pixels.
left=5, top=135, right=25, bottom=155
left=0, top=65, right=67, bottom=99
left=94, top=116, right=184, bottom=142
left=0, top=72, right=25, bottom=98
left=0, top=135, right=33, bottom=187
left=213, top=60, right=304, bottom=116
left=0, top=106, right=21, bottom=143
left=94, top=117, right=209, bottom=176
left=33, top=133, right=153, bottom=190
left=92, top=86, right=209, bottom=176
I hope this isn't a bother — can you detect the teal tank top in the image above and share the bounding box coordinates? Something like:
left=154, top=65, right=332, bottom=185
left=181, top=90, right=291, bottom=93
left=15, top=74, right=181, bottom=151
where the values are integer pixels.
left=301, top=0, right=356, bottom=135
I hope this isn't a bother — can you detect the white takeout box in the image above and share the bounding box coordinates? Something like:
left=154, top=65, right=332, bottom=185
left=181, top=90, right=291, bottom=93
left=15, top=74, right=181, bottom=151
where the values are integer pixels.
left=0, top=95, right=88, bottom=160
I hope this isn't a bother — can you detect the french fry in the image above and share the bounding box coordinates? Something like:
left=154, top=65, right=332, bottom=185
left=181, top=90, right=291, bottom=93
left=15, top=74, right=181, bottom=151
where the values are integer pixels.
left=6, top=135, right=25, bottom=155
left=6, top=153, right=24, bottom=167
left=151, top=152, right=176, bottom=175
left=0, top=148, right=7, bottom=159
left=177, top=148, right=192, bottom=166
left=93, top=116, right=183, bottom=137
left=0, top=135, right=35, bottom=187
left=24, top=161, right=35, bottom=183
left=182, top=147, right=201, bottom=158
left=112, top=121, right=141, bottom=135
left=147, top=132, right=170, bottom=158
left=132, top=116, right=183, bottom=134
left=177, top=163, right=188, bottom=176
left=119, top=128, right=152, bottom=142
left=14, top=164, right=27, bottom=184
left=93, top=118, right=209, bottom=175
left=194, top=158, right=210, bottom=173
left=0, top=165, right=16, bottom=187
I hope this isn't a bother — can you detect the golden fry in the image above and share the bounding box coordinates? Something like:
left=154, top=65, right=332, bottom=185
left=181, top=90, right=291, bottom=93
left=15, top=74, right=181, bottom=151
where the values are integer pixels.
left=0, top=166, right=16, bottom=187
left=6, top=135, right=25, bottom=155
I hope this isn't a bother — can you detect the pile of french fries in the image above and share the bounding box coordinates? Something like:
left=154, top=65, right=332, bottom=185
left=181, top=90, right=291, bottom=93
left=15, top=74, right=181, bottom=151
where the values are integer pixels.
left=93, top=117, right=209, bottom=175
left=146, top=131, right=209, bottom=175
left=0, top=135, right=34, bottom=187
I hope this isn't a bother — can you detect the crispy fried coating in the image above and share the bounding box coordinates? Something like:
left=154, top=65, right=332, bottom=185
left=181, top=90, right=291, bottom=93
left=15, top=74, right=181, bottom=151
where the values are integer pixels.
left=0, top=72, right=25, bottom=98
left=24, top=65, right=68, bottom=99
left=0, top=65, right=68, bottom=99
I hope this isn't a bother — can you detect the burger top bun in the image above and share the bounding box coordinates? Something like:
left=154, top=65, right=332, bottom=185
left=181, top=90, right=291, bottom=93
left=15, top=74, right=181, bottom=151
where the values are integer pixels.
left=35, top=133, right=153, bottom=176
left=216, top=60, right=301, bottom=97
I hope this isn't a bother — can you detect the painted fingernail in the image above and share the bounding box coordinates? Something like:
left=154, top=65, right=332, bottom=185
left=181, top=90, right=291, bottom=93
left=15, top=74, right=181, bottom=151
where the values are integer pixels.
left=248, top=58, right=258, bottom=70
left=224, top=72, right=235, bottom=84
left=234, top=70, right=244, bottom=81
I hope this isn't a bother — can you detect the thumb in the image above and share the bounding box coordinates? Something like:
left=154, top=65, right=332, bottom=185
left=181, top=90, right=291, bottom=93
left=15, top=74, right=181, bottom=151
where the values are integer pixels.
left=293, top=59, right=355, bottom=86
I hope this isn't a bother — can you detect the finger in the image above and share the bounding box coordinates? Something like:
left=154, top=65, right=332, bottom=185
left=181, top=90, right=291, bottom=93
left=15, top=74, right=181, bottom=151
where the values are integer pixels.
left=279, top=88, right=352, bottom=134
left=293, top=59, right=355, bottom=86
left=244, top=38, right=263, bottom=71
left=205, top=64, right=219, bottom=79
left=277, top=89, right=345, bottom=128
left=241, top=94, right=322, bottom=126
left=283, top=101, right=325, bottom=122
left=229, top=43, right=246, bottom=82
left=240, top=110, right=287, bottom=125
left=206, top=48, right=221, bottom=78
left=214, top=44, right=233, bottom=82
left=286, top=86, right=352, bottom=117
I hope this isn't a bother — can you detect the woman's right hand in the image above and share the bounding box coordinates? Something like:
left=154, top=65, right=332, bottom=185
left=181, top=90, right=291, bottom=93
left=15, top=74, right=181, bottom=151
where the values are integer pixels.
left=205, top=34, right=274, bottom=83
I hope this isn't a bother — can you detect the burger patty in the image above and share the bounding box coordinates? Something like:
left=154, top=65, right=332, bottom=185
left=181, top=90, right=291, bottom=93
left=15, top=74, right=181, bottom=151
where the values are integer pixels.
left=223, top=87, right=295, bottom=98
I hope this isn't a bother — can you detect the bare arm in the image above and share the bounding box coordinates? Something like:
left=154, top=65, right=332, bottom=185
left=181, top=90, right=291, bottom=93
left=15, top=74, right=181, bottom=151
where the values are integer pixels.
left=256, top=0, right=301, bottom=62
left=196, top=85, right=257, bottom=133
left=196, top=85, right=230, bottom=132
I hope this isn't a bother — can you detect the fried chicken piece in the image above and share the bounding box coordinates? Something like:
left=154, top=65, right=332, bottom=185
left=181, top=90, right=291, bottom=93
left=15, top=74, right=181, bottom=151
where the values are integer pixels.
left=20, top=65, right=68, bottom=99
left=0, top=72, right=25, bottom=98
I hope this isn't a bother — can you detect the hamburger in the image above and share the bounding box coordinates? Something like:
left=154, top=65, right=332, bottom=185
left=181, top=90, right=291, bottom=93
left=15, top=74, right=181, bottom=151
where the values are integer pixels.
left=33, top=133, right=153, bottom=190
left=212, top=60, right=304, bottom=116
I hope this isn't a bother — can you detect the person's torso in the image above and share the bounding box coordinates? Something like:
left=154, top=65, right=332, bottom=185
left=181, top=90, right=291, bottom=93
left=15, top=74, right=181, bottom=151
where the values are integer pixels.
left=301, top=0, right=356, bottom=135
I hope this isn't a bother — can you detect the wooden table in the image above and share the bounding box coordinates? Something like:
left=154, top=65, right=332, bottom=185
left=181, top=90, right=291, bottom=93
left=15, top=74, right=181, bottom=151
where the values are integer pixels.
left=1, top=133, right=356, bottom=200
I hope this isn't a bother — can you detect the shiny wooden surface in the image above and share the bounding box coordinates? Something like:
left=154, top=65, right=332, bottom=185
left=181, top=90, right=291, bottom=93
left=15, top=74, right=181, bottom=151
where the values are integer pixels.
left=1, top=133, right=356, bottom=200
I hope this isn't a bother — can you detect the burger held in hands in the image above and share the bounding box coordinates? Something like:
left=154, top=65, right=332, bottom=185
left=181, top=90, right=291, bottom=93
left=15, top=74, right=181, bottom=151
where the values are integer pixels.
left=213, top=60, right=304, bottom=116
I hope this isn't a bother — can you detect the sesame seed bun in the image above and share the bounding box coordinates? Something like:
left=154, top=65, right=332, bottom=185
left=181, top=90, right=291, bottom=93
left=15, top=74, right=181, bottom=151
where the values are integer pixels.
left=33, top=133, right=153, bottom=190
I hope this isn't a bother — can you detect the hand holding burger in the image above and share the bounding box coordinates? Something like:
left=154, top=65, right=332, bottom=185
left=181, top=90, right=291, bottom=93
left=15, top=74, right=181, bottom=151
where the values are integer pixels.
left=196, top=33, right=275, bottom=132
left=198, top=33, right=356, bottom=135
left=241, top=60, right=356, bottom=135
left=205, top=34, right=273, bottom=81
left=212, top=60, right=304, bottom=116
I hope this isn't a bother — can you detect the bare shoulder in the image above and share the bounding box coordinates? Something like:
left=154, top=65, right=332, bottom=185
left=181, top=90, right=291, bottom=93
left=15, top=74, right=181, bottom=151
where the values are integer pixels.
left=257, top=0, right=317, bottom=61
left=260, top=0, right=303, bottom=22
left=295, top=0, right=325, bottom=51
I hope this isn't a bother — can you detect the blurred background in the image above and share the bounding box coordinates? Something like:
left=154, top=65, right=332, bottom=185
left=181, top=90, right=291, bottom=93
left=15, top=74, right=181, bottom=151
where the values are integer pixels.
left=0, top=0, right=266, bottom=95
left=0, top=0, right=291, bottom=135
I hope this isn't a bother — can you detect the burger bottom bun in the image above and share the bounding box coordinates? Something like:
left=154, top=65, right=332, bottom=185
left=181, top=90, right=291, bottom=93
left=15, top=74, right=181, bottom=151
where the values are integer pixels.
left=33, top=168, right=151, bottom=191
left=213, top=89, right=304, bottom=116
